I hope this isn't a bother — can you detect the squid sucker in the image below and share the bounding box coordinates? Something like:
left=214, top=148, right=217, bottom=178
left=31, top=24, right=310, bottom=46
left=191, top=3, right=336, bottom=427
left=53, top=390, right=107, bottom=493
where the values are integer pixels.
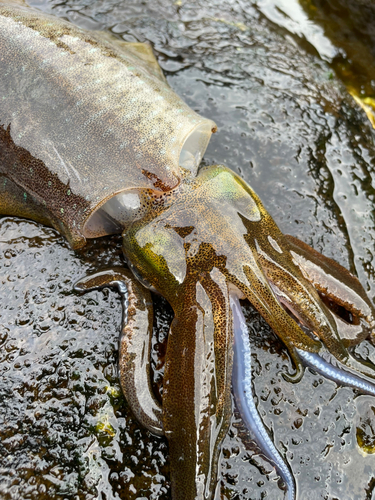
left=1, top=2, right=375, bottom=500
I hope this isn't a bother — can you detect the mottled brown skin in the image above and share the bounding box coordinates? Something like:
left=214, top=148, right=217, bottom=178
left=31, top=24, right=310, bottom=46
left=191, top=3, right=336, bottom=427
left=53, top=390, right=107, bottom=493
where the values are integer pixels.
left=2, top=3, right=375, bottom=500
left=74, top=267, right=164, bottom=437
left=285, top=234, right=375, bottom=345
left=122, top=165, right=375, bottom=499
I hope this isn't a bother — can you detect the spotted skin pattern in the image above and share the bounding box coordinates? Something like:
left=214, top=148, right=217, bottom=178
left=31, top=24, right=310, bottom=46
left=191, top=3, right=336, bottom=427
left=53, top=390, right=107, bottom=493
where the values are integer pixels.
left=74, top=267, right=164, bottom=437
left=0, top=1, right=216, bottom=248
left=122, top=165, right=375, bottom=499
left=1, top=3, right=375, bottom=500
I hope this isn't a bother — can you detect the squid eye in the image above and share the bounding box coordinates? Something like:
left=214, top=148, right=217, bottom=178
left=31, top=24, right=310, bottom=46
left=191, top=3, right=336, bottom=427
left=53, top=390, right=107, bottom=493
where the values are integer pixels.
left=83, top=190, right=144, bottom=238
left=126, top=260, right=159, bottom=294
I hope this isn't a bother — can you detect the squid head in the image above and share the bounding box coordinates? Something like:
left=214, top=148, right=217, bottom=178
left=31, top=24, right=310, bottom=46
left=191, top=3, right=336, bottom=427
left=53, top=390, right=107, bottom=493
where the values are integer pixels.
left=122, top=164, right=375, bottom=500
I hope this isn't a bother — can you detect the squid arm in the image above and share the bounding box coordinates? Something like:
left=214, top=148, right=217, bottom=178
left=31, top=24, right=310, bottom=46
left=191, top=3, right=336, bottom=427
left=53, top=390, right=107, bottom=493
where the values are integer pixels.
left=74, top=267, right=164, bottom=436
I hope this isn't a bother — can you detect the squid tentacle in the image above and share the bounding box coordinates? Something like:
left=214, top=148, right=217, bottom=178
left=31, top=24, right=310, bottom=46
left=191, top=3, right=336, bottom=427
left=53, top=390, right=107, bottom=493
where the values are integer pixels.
left=296, top=348, right=375, bottom=396
left=230, top=291, right=375, bottom=500
left=225, top=267, right=322, bottom=354
left=256, top=246, right=351, bottom=363
left=230, top=294, right=296, bottom=500
left=74, top=267, right=164, bottom=436
left=285, top=234, right=375, bottom=342
left=279, top=346, right=305, bottom=384
left=242, top=225, right=375, bottom=383
left=281, top=235, right=375, bottom=378
left=163, top=269, right=233, bottom=500
left=223, top=262, right=321, bottom=385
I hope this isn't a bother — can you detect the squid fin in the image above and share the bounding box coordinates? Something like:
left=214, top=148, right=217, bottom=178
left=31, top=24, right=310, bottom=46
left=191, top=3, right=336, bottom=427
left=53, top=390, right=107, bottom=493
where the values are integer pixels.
left=93, top=32, right=166, bottom=82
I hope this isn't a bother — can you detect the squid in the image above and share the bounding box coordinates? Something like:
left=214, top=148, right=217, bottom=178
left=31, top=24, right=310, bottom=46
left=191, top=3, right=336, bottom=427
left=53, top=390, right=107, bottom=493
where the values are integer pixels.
left=0, top=2, right=375, bottom=499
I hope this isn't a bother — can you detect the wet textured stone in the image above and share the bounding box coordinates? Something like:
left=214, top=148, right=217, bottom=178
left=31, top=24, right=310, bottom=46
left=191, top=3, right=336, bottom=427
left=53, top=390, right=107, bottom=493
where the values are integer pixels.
left=1, top=0, right=375, bottom=498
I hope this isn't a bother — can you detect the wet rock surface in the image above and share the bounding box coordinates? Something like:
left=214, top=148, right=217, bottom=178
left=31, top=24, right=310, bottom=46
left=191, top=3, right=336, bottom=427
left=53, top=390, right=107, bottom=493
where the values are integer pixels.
left=1, top=0, right=375, bottom=498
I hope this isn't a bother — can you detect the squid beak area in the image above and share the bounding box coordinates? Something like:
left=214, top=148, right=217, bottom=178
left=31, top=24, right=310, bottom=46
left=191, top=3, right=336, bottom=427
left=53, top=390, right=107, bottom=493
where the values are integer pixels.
left=162, top=270, right=233, bottom=500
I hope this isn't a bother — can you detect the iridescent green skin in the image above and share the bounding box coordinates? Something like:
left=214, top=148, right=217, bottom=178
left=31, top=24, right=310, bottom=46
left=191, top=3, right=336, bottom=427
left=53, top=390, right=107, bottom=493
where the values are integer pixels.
left=122, top=165, right=375, bottom=500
